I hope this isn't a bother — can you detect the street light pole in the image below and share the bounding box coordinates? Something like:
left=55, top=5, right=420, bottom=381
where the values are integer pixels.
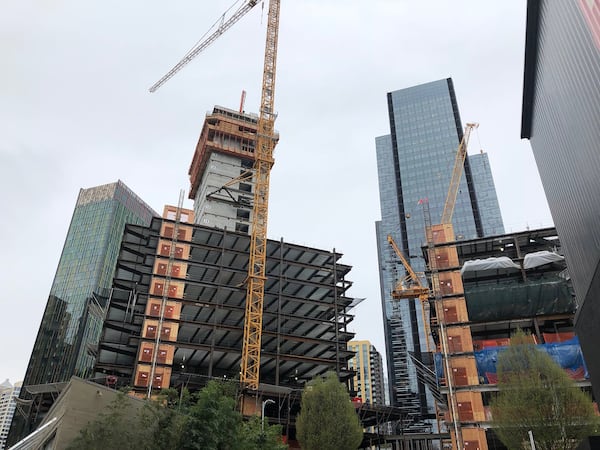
left=262, top=399, right=275, bottom=432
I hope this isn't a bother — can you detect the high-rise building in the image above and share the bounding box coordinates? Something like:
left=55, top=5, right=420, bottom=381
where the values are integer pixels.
left=521, top=0, right=600, bottom=400
left=348, top=340, right=386, bottom=406
left=189, top=106, right=278, bottom=233
left=375, top=78, right=504, bottom=430
left=0, top=380, right=21, bottom=450
left=9, top=180, right=156, bottom=444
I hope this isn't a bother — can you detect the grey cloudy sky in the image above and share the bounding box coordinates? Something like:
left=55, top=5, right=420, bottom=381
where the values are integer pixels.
left=0, top=0, right=552, bottom=384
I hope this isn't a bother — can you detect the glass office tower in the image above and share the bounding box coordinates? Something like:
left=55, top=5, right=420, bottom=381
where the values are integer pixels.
left=9, top=181, right=156, bottom=443
left=375, top=78, right=503, bottom=430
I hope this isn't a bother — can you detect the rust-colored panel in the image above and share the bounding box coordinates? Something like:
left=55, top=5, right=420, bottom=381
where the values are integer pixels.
left=141, top=346, right=152, bottom=362
left=452, top=367, right=468, bottom=386
left=444, top=306, right=458, bottom=323
left=145, top=325, right=157, bottom=339
left=457, top=401, right=474, bottom=421
left=161, top=326, right=172, bottom=341
left=148, top=303, right=160, bottom=317
left=448, top=335, right=463, bottom=353
left=157, top=263, right=168, bottom=275
left=157, top=349, right=168, bottom=364
left=136, top=370, right=149, bottom=387
left=464, top=440, right=481, bottom=450
left=153, top=282, right=164, bottom=296
left=165, top=305, right=175, bottom=318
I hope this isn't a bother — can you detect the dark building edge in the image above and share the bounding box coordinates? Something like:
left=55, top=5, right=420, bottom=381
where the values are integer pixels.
left=521, top=0, right=541, bottom=139
left=386, top=92, right=428, bottom=416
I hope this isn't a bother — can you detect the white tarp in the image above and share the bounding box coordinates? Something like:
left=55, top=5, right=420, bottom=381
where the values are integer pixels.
left=523, top=250, right=564, bottom=269
left=461, top=256, right=520, bottom=275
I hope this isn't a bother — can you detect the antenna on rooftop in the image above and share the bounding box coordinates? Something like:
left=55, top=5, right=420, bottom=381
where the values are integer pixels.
left=239, top=90, right=247, bottom=113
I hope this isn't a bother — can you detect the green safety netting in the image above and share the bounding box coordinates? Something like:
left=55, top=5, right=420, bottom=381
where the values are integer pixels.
left=464, top=277, right=575, bottom=322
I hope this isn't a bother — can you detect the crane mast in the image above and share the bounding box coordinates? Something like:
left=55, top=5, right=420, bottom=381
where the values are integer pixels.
left=240, top=0, right=280, bottom=391
left=149, top=0, right=281, bottom=392
left=440, top=122, right=479, bottom=224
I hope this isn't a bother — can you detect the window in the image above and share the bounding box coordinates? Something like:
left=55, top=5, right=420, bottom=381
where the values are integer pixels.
left=236, top=209, right=250, bottom=221
left=236, top=223, right=249, bottom=233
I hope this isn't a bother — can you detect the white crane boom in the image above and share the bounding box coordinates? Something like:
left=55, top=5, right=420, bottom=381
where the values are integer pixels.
left=149, top=0, right=258, bottom=93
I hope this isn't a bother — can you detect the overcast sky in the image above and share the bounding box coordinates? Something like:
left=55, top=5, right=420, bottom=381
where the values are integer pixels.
left=0, top=0, right=553, bottom=384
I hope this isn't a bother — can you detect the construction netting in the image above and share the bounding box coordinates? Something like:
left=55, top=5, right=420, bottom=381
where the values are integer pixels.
left=464, top=276, right=575, bottom=322
left=434, top=336, right=588, bottom=384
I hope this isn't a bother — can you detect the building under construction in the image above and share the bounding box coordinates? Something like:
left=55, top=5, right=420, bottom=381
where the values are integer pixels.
left=421, top=226, right=589, bottom=450
left=188, top=105, right=278, bottom=232
left=94, top=205, right=357, bottom=394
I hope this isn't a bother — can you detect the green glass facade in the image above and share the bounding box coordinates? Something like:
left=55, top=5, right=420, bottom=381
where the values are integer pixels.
left=22, top=181, right=156, bottom=386
left=7, top=181, right=156, bottom=445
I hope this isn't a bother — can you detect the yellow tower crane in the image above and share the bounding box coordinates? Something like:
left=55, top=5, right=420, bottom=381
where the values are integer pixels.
left=386, top=235, right=429, bottom=301
left=150, top=0, right=281, bottom=391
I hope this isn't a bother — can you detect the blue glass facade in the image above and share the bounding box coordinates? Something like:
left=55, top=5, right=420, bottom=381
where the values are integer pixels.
left=22, top=181, right=156, bottom=387
left=375, top=79, right=504, bottom=429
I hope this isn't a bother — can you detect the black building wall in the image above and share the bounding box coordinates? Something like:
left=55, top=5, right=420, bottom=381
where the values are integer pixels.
left=521, top=0, right=600, bottom=399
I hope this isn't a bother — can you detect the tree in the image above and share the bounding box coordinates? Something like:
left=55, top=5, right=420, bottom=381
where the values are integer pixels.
left=237, top=415, right=288, bottom=450
left=66, top=392, right=145, bottom=450
left=181, top=380, right=245, bottom=450
left=296, top=371, right=363, bottom=450
left=68, top=381, right=287, bottom=450
left=491, top=330, right=598, bottom=450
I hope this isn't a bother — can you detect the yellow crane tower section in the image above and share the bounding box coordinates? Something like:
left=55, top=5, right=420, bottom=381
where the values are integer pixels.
left=240, top=0, right=281, bottom=391
left=149, top=0, right=281, bottom=391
